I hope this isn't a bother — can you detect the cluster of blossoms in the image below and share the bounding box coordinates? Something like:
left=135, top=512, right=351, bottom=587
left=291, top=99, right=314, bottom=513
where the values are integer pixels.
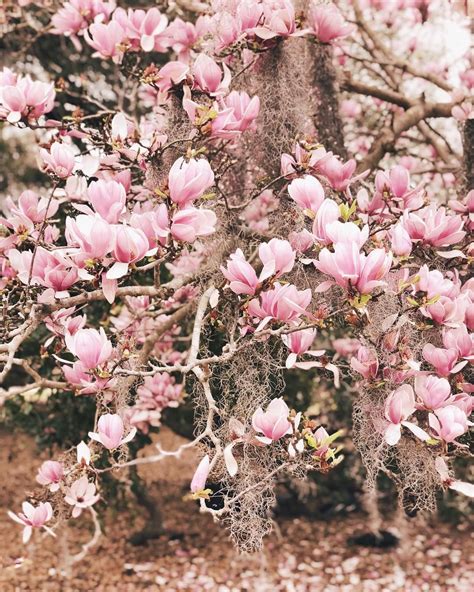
left=1, top=0, right=472, bottom=556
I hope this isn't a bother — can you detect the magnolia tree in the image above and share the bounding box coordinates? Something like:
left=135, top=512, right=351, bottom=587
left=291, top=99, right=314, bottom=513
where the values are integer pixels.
left=0, top=0, right=473, bottom=561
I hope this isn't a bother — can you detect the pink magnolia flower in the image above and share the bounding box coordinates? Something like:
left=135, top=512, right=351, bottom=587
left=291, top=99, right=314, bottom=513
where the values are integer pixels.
left=166, top=17, right=198, bottom=60
left=325, top=221, right=369, bottom=248
left=192, top=54, right=231, bottom=96
left=435, top=457, right=474, bottom=498
left=8, top=501, right=54, bottom=543
left=281, top=328, right=321, bottom=368
left=254, top=0, right=300, bottom=39
left=36, top=460, right=64, bottom=492
left=168, top=157, right=214, bottom=208
left=422, top=344, right=466, bottom=376
left=402, top=205, right=465, bottom=247
left=443, top=326, right=474, bottom=359
left=287, top=175, right=325, bottom=213
left=66, top=214, right=115, bottom=261
left=154, top=61, right=189, bottom=94
left=258, top=238, right=295, bottom=281
left=221, top=248, right=259, bottom=296
left=8, top=247, right=78, bottom=296
left=375, top=164, right=423, bottom=210
left=64, top=476, right=100, bottom=518
left=85, top=21, right=126, bottom=59
left=384, top=385, right=428, bottom=445
left=222, top=91, right=260, bottom=132
left=316, top=155, right=356, bottom=192
left=40, top=142, right=75, bottom=178
left=414, top=374, right=453, bottom=411
left=350, top=346, right=378, bottom=380
left=5, top=190, right=59, bottom=224
left=190, top=454, right=210, bottom=493
left=315, top=242, right=392, bottom=295
left=248, top=283, right=312, bottom=326
left=390, top=224, right=412, bottom=257
left=289, top=229, right=315, bottom=253
left=129, top=204, right=170, bottom=250
left=415, top=265, right=457, bottom=300
left=107, top=225, right=149, bottom=279
left=429, top=405, right=469, bottom=443
left=170, top=207, right=217, bottom=242
left=312, top=198, right=340, bottom=245
left=87, top=179, right=126, bottom=223
left=452, top=101, right=474, bottom=122
left=422, top=295, right=468, bottom=327
left=51, top=0, right=115, bottom=37
left=115, top=7, right=168, bottom=52
left=77, top=440, right=91, bottom=466
left=1, top=76, right=55, bottom=123
left=309, top=3, right=354, bottom=43
left=252, top=398, right=292, bottom=444
left=65, top=327, right=113, bottom=370
left=130, top=372, right=183, bottom=433
left=88, top=413, right=137, bottom=450
left=63, top=360, right=112, bottom=393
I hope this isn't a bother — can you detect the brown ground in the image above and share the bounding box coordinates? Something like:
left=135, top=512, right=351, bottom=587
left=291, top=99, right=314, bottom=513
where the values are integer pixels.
left=0, top=428, right=472, bottom=592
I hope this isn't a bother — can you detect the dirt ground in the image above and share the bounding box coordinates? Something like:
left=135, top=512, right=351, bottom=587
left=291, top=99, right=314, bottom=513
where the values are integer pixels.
left=0, top=427, right=472, bottom=592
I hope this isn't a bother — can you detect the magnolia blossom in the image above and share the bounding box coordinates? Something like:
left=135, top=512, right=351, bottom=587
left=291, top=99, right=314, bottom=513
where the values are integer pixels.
left=414, top=375, right=452, bottom=411
left=287, top=175, right=325, bottom=213
left=8, top=501, right=54, bottom=543
left=130, top=204, right=169, bottom=250
left=443, top=326, right=474, bottom=359
left=36, top=460, right=64, bottom=492
left=114, top=7, right=168, bottom=52
left=254, top=0, right=299, bottom=39
left=402, top=205, right=465, bottom=247
left=65, top=327, right=113, bottom=370
left=192, top=54, right=231, bottom=96
left=190, top=454, right=210, bottom=494
left=40, top=142, right=75, bottom=178
left=77, top=440, right=91, bottom=466
left=170, top=207, right=217, bottom=242
left=0, top=75, right=55, bottom=123
left=168, top=157, right=215, bottom=208
left=107, top=225, right=150, bottom=279
left=422, top=344, right=466, bottom=376
left=85, top=21, right=126, bottom=59
left=350, top=346, right=378, bottom=380
left=88, top=413, right=137, bottom=450
left=435, top=457, right=474, bottom=498
left=258, top=238, right=295, bottom=282
left=252, top=398, right=292, bottom=444
left=130, top=373, right=183, bottom=433
left=390, top=224, right=412, bottom=257
left=375, top=165, right=423, bottom=210
left=4, top=190, right=59, bottom=225
left=281, top=328, right=321, bottom=368
left=64, top=476, right=100, bottom=518
left=315, top=242, right=392, bottom=295
left=221, top=248, right=259, bottom=295
left=316, top=155, right=356, bottom=192
left=312, top=199, right=340, bottom=245
left=223, top=91, right=260, bottom=132
left=384, top=385, right=428, bottom=445
left=429, top=406, right=470, bottom=443
left=51, top=0, right=114, bottom=37
left=8, top=247, right=78, bottom=296
left=66, top=214, right=115, bottom=261
left=309, top=3, right=354, bottom=43
left=87, top=179, right=126, bottom=223
left=248, top=283, right=311, bottom=326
